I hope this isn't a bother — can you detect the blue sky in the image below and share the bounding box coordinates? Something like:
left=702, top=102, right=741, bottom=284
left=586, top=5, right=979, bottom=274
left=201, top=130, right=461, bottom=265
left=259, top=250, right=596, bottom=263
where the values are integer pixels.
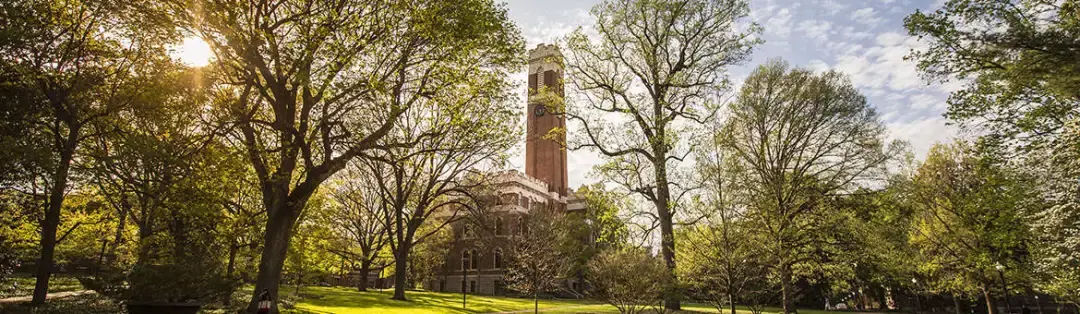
left=501, top=0, right=962, bottom=188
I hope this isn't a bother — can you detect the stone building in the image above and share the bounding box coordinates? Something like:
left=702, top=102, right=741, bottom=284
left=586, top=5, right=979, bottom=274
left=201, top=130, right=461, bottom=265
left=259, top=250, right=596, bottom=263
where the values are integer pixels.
left=425, top=44, right=587, bottom=295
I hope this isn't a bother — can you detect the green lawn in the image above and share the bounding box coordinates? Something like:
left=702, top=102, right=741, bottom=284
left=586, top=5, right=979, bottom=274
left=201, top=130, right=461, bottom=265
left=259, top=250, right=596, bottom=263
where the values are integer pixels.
left=284, top=287, right=604, bottom=314
left=0, top=274, right=84, bottom=299
left=281, top=286, right=846, bottom=314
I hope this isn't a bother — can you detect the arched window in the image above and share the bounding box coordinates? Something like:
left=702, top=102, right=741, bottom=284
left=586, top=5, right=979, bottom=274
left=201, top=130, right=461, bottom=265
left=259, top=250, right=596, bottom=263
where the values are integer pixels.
left=516, top=216, right=525, bottom=235
left=493, top=248, right=504, bottom=269
left=470, top=249, right=480, bottom=270
left=494, top=217, right=503, bottom=236
left=461, top=249, right=471, bottom=270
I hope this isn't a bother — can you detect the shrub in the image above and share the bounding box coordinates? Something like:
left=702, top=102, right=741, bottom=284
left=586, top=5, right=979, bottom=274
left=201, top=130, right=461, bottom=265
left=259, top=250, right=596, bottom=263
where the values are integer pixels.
left=587, top=248, right=672, bottom=314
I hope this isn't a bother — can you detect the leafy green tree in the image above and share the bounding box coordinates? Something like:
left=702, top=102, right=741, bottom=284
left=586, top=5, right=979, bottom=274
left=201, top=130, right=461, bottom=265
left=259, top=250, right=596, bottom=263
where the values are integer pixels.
left=560, top=184, right=629, bottom=294
left=588, top=248, right=673, bottom=314
left=720, top=60, right=900, bottom=314
left=0, top=0, right=175, bottom=303
left=908, top=141, right=1035, bottom=314
left=327, top=165, right=391, bottom=291
left=1028, top=120, right=1080, bottom=308
left=87, top=65, right=217, bottom=267
left=563, top=0, right=759, bottom=309
left=904, top=0, right=1080, bottom=152
left=172, top=0, right=524, bottom=309
left=362, top=41, right=523, bottom=300
left=505, top=204, right=572, bottom=314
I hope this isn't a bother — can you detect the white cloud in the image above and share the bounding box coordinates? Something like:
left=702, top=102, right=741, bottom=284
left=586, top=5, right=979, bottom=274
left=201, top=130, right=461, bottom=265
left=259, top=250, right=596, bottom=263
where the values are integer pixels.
left=798, top=20, right=833, bottom=41
left=852, top=7, right=884, bottom=27
left=817, top=0, right=848, bottom=15
left=887, top=116, right=958, bottom=158
left=908, top=93, right=943, bottom=111
left=806, top=59, right=830, bottom=73
left=765, top=8, right=793, bottom=37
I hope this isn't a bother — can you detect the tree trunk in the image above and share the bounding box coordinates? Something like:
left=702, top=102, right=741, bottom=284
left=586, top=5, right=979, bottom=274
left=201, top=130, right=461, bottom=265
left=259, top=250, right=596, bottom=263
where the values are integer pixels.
left=392, top=242, right=409, bottom=300
left=655, top=192, right=679, bottom=311
left=31, top=147, right=74, bottom=305
left=730, top=292, right=737, bottom=314
left=780, top=264, right=795, bottom=314
left=223, top=242, right=239, bottom=306
left=106, top=199, right=129, bottom=265
left=358, top=259, right=371, bottom=291
left=985, top=288, right=998, bottom=314
left=954, top=293, right=963, bottom=314
left=245, top=207, right=299, bottom=314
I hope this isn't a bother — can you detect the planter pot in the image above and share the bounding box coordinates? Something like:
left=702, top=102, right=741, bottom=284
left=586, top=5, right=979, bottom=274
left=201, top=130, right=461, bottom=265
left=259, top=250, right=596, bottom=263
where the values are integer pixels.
left=125, top=301, right=202, bottom=314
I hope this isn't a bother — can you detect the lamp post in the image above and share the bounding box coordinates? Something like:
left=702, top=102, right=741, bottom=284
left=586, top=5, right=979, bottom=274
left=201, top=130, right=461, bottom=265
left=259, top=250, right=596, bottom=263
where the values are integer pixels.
left=912, top=278, right=921, bottom=314
left=995, top=263, right=1011, bottom=314
left=462, top=258, right=467, bottom=309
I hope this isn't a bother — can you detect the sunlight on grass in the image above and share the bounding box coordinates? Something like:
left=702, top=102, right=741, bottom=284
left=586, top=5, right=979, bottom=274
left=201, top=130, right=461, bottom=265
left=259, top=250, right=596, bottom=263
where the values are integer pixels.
left=285, top=286, right=600, bottom=314
left=280, top=286, right=847, bottom=314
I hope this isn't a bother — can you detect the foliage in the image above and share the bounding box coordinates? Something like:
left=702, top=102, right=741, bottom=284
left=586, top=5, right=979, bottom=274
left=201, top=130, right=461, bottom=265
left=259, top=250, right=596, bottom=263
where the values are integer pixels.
left=1028, top=120, right=1080, bottom=307
left=505, top=204, right=572, bottom=313
left=588, top=248, right=672, bottom=314
left=559, top=184, right=629, bottom=294
left=327, top=164, right=392, bottom=291
left=0, top=0, right=177, bottom=303
left=908, top=141, right=1035, bottom=312
left=564, top=0, right=760, bottom=309
left=171, top=0, right=527, bottom=308
left=720, top=59, right=900, bottom=314
left=904, top=0, right=1080, bottom=153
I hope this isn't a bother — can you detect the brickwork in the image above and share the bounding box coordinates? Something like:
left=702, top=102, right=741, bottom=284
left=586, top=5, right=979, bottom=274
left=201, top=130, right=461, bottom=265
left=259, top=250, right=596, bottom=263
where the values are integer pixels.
left=525, top=44, right=568, bottom=197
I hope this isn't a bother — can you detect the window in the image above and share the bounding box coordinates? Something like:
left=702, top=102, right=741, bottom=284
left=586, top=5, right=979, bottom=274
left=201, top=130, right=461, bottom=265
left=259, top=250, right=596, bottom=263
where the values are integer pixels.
left=500, top=193, right=516, bottom=205
left=470, top=280, right=477, bottom=293
left=470, top=249, right=480, bottom=270
left=462, top=224, right=474, bottom=239
left=517, top=216, right=526, bottom=235
left=461, top=250, right=471, bottom=270
left=493, top=248, right=504, bottom=269
left=519, top=195, right=528, bottom=208
left=494, top=217, right=503, bottom=236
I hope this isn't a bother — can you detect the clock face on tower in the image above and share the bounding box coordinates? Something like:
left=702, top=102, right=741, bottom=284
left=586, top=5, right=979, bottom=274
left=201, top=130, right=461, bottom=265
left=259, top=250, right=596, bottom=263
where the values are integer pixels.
left=534, top=104, right=546, bottom=117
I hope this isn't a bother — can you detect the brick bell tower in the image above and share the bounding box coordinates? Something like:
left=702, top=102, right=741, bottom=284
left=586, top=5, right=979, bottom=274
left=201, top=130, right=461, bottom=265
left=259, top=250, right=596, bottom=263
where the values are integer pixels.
left=525, top=44, right=568, bottom=197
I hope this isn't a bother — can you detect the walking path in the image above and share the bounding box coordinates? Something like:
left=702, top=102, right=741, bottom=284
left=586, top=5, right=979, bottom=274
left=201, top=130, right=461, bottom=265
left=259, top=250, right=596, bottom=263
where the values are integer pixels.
left=0, top=290, right=95, bottom=304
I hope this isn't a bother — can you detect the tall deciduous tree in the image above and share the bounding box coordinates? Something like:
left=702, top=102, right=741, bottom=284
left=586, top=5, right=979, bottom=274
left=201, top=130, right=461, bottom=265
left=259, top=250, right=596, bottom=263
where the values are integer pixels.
left=365, top=43, right=523, bottom=300
left=563, top=0, right=758, bottom=309
left=904, top=0, right=1079, bottom=152
left=0, top=0, right=173, bottom=304
left=172, top=0, right=523, bottom=310
left=909, top=141, right=1035, bottom=314
left=328, top=165, right=390, bottom=292
left=505, top=204, right=572, bottom=314
left=721, top=60, right=899, bottom=314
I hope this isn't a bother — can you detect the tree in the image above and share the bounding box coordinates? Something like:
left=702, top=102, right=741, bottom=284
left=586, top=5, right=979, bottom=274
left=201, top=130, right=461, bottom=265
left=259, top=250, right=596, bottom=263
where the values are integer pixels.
left=328, top=165, right=390, bottom=291
left=588, top=248, right=673, bottom=314
left=556, top=184, right=630, bottom=296
left=0, top=0, right=174, bottom=303
left=364, top=38, right=523, bottom=299
left=172, top=0, right=524, bottom=310
left=563, top=0, right=759, bottom=309
left=504, top=204, right=572, bottom=314
left=904, top=0, right=1080, bottom=153
left=908, top=141, right=1036, bottom=314
left=86, top=65, right=218, bottom=267
left=720, top=60, right=900, bottom=314
left=1028, top=120, right=1080, bottom=308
